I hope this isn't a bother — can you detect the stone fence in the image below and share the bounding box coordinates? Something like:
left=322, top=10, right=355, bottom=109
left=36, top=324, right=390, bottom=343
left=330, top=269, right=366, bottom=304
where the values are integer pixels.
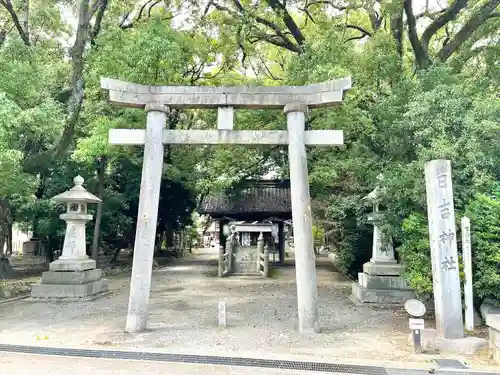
left=218, top=231, right=270, bottom=277
left=481, top=302, right=500, bottom=364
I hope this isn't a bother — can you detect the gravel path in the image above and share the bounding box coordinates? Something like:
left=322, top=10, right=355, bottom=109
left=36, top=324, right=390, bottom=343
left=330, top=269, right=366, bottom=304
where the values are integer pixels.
left=0, top=248, right=489, bottom=367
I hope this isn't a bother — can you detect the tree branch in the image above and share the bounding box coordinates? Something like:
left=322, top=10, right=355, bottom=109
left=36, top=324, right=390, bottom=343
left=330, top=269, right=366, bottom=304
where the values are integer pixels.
left=305, top=0, right=347, bottom=11
left=438, top=0, right=500, bottom=61
left=454, top=44, right=494, bottom=68
left=56, top=0, right=108, bottom=157
left=258, top=54, right=283, bottom=80
left=421, top=0, right=468, bottom=52
left=204, top=0, right=302, bottom=53
left=88, top=0, right=102, bottom=21
left=90, top=0, right=108, bottom=45
left=249, top=31, right=302, bottom=52
left=345, top=24, right=372, bottom=37
left=345, top=34, right=367, bottom=42
left=266, top=0, right=305, bottom=48
left=0, top=29, right=6, bottom=47
left=404, top=0, right=431, bottom=69
left=19, top=0, right=29, bottom=42
left=390, top=8, right=404, bottom=59
left=148, top=0, right=162, bottom=17
left=415, top=8, right=446, bottom=20
left=0, top=0, right=30, bottom=46
left=369, top=10, right=383, bottom=30
left=119, top=0, right=156, bottom=29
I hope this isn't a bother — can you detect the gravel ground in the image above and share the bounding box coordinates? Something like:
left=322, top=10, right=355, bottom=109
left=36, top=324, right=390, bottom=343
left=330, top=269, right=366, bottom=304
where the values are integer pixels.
left=0, top=248, right=493, bottom=368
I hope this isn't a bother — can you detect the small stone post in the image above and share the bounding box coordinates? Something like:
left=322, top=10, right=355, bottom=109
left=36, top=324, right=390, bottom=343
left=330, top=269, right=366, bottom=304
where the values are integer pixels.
left=218, top=246, right=224, bottom=277
left=263, top=242, right=269, bottom=277
left=218, top=301, right=227, bottom=327
left=424, top=159, right=464, bottom=339
left=461, top=216, right=474, bottom=332
left=285, top=102, right=320, bottom=333
left=125, top=104, right=167, bottom=333
left=226, top=232, right=234, bottom=274
left=257, top=232, right=264, bottom=272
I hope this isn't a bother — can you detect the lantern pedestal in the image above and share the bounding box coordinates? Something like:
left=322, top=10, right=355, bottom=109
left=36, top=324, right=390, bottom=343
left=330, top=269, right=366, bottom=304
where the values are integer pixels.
left=31, top=176, right=109, bottom=300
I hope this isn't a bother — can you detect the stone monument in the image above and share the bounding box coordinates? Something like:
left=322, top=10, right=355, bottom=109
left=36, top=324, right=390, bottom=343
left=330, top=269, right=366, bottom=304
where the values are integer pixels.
left=424, top=160, right=463, bottom=338
left=31, top=176, right=108, bottom=299
left=352, top=177, right=415, bottom=304
left=101, top=77, right=351, bottom=333
left=416, top=160, right=487, bottom=354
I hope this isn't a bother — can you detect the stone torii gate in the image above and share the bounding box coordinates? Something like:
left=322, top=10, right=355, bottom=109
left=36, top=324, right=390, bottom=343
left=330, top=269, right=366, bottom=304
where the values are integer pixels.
left=101, top=77, right=351, bottom=334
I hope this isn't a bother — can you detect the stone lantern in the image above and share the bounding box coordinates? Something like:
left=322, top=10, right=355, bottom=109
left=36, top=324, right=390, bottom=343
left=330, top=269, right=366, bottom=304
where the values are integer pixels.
left=351, top=175, right=415, bottom=305
left=31, top=176, right=108, bottom=299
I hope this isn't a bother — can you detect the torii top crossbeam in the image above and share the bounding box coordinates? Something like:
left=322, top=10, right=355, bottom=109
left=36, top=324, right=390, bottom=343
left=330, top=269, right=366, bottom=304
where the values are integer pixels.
left=100, top=77, right=352, bottom=109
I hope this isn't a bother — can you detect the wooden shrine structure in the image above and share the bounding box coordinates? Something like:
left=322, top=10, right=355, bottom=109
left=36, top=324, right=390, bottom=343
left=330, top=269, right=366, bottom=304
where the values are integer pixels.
left=197, top=180, right=291, bottom=264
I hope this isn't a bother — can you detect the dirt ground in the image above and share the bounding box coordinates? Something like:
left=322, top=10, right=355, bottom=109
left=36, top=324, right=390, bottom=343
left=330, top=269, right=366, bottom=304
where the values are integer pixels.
left=0, top=248, right=496, bottom=371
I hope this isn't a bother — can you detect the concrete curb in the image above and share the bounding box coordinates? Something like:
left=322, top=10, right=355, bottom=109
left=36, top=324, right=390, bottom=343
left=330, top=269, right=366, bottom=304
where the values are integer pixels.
left=0, top=344, right=499, bottom=374
left=0, top=293, right=30, bottom=305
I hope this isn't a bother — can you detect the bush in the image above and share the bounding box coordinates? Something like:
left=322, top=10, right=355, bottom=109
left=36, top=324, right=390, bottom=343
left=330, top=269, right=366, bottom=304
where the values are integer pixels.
left=398, top=213, right=433, bottom=298
left=465, top=189, right=500, bottom=305
left=399, top=186, right=500, bottom=307
left=325, top=196, right=372, bottom=278
left=312, top=225, right=325, bottom=249
left=332, top=228, right=372, bottom=278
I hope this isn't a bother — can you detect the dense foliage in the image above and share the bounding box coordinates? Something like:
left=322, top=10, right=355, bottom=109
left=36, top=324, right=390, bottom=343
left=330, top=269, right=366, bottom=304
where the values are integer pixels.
left=0, top=0, right=498, bottom=302
left=466, top=185, right=500, bottom=305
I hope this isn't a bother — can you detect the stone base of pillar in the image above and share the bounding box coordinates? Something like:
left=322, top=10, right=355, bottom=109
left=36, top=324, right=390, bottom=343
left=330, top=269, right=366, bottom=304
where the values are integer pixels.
left=49, top=258, right=96, bottom=272
left=31, top=260, right=108, bottom=300
left=31, top=279, right=108, bottom=299
left=407, top=328, right=488, bottom=355
left=9, top=255, right=48, bottom=269
left=351, top=261, right=415, bottom=305
left=363, top=261, right=404, bottom=276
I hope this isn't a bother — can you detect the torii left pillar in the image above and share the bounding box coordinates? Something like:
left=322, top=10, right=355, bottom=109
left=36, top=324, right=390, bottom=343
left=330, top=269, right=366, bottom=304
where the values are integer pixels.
left=285, top=103, right=320, bottom=333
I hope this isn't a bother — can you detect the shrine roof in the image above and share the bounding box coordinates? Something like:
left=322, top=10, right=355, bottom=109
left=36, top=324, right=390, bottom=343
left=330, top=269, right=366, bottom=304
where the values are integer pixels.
left=198, top=180, right=291, bottom=219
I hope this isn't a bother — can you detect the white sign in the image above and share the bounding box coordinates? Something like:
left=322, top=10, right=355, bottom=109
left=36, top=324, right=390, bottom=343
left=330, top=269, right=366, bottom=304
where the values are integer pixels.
left=404, top=299, right=426, bottom=317
left=409, top=318, right=425, bottom=330
left=461, top=216, right=474, bottom=332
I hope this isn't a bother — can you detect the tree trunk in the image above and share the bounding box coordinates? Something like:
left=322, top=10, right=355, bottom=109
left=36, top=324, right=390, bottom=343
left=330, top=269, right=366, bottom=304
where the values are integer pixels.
left=91, top=156, right=106, bottom=261
left=6, top=221, right=12, bottom=255
left=19, top=0, right=29, bottom=42
left=166, top=229, right=174, bottom=249
left=55, top=0, right=109, bottom=157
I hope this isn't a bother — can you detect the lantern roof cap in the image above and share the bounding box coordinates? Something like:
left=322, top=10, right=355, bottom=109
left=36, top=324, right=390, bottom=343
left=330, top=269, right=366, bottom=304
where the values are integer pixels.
left=52, top=175, right=101, bottom=204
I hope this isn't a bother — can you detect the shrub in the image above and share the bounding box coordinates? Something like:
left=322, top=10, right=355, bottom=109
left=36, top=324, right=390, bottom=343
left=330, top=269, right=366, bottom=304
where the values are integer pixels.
left=465, top=189, right=500, bottom=305
left=398, top=212, right=434, bottom=298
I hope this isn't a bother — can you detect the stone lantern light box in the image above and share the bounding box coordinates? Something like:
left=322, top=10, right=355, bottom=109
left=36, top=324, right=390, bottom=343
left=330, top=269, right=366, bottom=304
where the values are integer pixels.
left=30, top=175, right=109, bottom=299
left=55, top=175, right=100, bottom=213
